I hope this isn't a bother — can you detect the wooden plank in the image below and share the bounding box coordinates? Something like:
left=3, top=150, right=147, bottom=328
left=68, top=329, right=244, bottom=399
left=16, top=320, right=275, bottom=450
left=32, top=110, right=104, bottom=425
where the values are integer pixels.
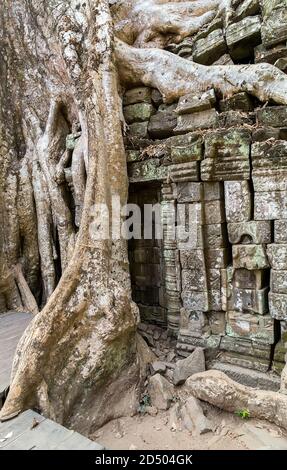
left=0, top=410, right=104, bottom=450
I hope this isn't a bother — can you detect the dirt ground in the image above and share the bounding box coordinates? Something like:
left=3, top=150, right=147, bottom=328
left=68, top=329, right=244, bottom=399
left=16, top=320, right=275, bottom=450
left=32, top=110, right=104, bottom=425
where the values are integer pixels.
left=91, top=403, right=287, bottom=450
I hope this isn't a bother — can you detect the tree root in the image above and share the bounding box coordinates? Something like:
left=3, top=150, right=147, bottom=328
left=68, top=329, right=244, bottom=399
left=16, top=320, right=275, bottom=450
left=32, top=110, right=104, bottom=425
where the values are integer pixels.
left=187, top=370, right=287, bottom=431
left=116, top=40, right=287, bottom=105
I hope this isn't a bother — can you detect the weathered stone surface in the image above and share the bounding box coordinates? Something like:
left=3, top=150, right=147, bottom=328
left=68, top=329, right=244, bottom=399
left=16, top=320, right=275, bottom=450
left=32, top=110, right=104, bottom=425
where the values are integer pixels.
left=128, top=121, right=149, bottom=138
left=179, top=309, right=211, bottom=338
left=175, top=90, right=216, bottom=115
left=220, top=335, right=271, bottom=360
left=208, top=311, right=226, bottom=336
left=226, top=16, right=261, bottom=60
left=123, top=87, right=152, bottom=105
left=254, top=190, right=287, bottom=219
left=219, top=92, right=254, bottom=112
left=274, top=220, right=287, bottom=243
left=202, top=130, right=250, bottom=181
left=269, top=292, right=287, bottom=320
left=193, top=29, right=227, bottom=65
left=167, top=162, right=200, bottom=182
left=267, top=244, right=287, bottom=269
left=232, top=244, right=269, bottom=270
left=176, top=182, right=203, bottom=203
left=204, top=200, right=225, bottom=225
left=207, top=364, right=280, bottom=391
left=180, top=397, right=213, bottom=435
left=124, top=103, right=155, bottom=124
left=203, top=182, right=223, bottom=201
left=151, top=89, right=163, bottom=107
left=224, top=181, right=252, bottom=222
left=256, top=107, right=287, bottom=128
left=148, top=107, right=177, bottom=138
left=217, top=351, right=270, bottom=373
left=227, top=286, right=269, bottom=314
left=233, top=268, right=267, bottom=290
left=219, top=110, right=255, bottom=128
left=66, top=132, right=81, bottom=150
left=204, top=223, right=227, bottom=248
left=206, top=248, right=229, bottom=269
left=150, top=361, right=167, bottom=375
left=182, top=291, right=209, bottom=311
left=175, top=109, right=218, bottom=134
left=227, top=221, right=271, bottom=244
left=271, top=270, right=287, bottom=294
left=252, top=127, right=280, bottom=142
left=128, top=158, right=168, bottom=183
left=226, top=311, right=274, bottom=343
left=170, top=140, right=203, bottom=163
left=126, top=149, right=141, bottom=162
left=261, top=6, right=287, bottom=48
left=148, top=374, right=175, bottom=410
left=254, top=43, right=287, bottom=64
left=182, top=268, right=207, bottom=291
left=173, top=347, right=205, bottom=385
left=233, top=0, right=260, bottom=22
left=212, top=53, right=234, bottom=65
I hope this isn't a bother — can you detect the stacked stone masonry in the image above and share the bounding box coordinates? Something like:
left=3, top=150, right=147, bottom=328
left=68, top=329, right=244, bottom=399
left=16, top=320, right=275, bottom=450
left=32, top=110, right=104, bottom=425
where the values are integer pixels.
left=122, top=1, right=287, bottom=389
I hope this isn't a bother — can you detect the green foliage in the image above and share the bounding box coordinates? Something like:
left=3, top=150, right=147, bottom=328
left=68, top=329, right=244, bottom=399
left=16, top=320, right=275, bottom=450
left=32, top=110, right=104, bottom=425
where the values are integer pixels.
left=138, top=393, right=151, bottom=414
left=235, top=408, right=250, bottom=420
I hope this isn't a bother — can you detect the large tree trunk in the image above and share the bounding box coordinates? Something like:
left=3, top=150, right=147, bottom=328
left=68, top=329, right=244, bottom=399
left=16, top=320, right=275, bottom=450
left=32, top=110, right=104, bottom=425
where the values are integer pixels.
left=1, top=0, right=287, bottom=432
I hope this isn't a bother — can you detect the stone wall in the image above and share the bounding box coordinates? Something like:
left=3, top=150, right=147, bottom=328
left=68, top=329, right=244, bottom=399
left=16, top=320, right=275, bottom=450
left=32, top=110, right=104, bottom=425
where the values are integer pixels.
left=123, top=0, right=287, bottom=389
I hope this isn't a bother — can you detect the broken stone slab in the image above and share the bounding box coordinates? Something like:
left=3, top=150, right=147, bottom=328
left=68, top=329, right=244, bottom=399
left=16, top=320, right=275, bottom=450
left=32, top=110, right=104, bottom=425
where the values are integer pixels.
left=148, top=373, right=175, bottom=410
left=123, top=103, right=155, bottom=124
left=123, top=87, right=152, bottom=105
left=256, top=106, right=287, bottom=128
left=226, top=15, right=261, bottom=60
left=150, top=361, right=167, bottom=375
left=269, top=292, right=287, bottom=321
left=219, top=92, right=254, bottom=112
left=218, top=110, right=254, bottom=129
left=175, top=109, right=218, bottom=134
left=193, top=29, right=227, bottom=65
left=173, top=347, right=205, bottom=385
left=261, top=7, right=287, bottom=48
left=254, top=190, right=287, bottom=219
left=227, top=221, right=272, bottom=244
left=267, top=244, right=287, bottom=269
left=224, top=181, right=252, bottom=222
left=226, top=311, right=274, bottom=342
left=180, top=397, right=213, bottom=435
left=175, top=89, right=216, bottom=115
left=232, top=244, right=270, bottom=270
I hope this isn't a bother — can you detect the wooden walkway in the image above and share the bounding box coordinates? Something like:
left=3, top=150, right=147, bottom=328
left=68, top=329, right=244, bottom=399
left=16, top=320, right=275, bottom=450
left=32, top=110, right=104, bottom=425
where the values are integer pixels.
left=0, top=311, right=32, bottom=401
left=0, top=410, right=104, bottom=450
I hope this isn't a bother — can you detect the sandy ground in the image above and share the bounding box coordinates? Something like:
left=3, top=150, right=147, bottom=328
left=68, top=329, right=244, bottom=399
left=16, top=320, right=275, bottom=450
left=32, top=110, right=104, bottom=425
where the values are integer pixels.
left=91, top=403, right=287, bottom=450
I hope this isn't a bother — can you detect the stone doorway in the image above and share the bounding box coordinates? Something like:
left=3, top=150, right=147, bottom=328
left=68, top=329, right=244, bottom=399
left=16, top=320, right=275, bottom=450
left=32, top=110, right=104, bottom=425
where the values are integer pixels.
left=128, top=182, right=167, bottom=327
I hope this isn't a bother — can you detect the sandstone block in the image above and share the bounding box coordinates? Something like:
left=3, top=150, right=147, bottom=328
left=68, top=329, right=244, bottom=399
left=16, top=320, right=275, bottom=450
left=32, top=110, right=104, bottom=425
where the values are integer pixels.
left=128, top=121, right=149, bottom=138
left=233, top=268, right=267, bottom=290
left=175, top=109, right=218, bottom=134
left=256, top=107, right=287, bottom=128
left=226, top=16, right=261, bottom=60
left=227, top=286, right=269, bottom=315
left=123, top=87, right=152, bottom=105
left=193, top=29, right=227, bottom=65
left=182, top=291, right=209, bottom=312
left=274, top=220, right=287, bottom=243
left=173, top=348, right=205, bottom=385
left=203, top=182, right=223, bottom=201
left=261, top=7, right=287, bottom=47
left=148, top=108, right=177, bottom=138
left=176, top=182, right=203, bottom=202
left=226, top=311, right=274, bottom=343
left=124, top=103, right=155, bottom=124
left=227, top=221, right=272, bottom=244
left=267, top=244, right=287, bottom=269
left=232, top=244, right=269, bottom=270
left=224, top=181, right=251, bottom=222
left=269, top=292, right=287, bottom=321
left=219, top=92, right=254, bottom=112
left=175, top=89, right=216, bottom=115
left=208, top=311, right=226, bottom=336
left=270, top=270, right=287, bottom=294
